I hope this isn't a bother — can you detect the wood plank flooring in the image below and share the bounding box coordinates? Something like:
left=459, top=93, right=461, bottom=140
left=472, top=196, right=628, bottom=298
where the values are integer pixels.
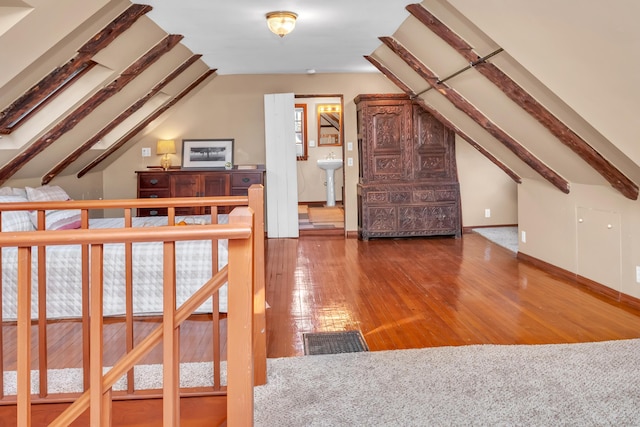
left=4, top=232, right=640, bottom=425
left=265, top=233, right=640, bottom=357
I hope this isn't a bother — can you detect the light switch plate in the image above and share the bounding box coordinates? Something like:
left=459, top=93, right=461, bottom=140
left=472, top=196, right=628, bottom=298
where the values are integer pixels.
left=347, top=157, right=353, bottom=166
left=347, top=142, right=353, bottom=151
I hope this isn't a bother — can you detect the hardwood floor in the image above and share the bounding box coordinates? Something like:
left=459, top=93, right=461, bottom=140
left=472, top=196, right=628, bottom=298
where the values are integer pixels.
left=4, top=232, right=640, bottom=425
left=265, top=233, right=640, bottom=357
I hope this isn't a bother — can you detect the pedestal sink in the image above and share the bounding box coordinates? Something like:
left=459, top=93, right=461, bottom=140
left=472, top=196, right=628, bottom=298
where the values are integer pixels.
left=317, top=158, right=343, bottom=207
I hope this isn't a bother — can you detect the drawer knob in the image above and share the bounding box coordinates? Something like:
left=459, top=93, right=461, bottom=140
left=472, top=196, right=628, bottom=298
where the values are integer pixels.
left=150, top=210, right=158, bottom=216
left=149, top=195, right=158, bottom=198
left=242, top=177, right=250, bottom=183
left=150, top=179, right=158, bottom=185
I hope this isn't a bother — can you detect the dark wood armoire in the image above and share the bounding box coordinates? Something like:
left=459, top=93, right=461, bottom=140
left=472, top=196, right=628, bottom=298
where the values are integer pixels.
left=355, top=94, right=461, bottom=240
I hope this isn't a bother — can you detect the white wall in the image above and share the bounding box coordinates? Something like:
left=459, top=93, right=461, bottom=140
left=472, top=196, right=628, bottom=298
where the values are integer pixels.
left=456, top=137, right=518, bottom=227
left=518, top=178, right=640, bottom=299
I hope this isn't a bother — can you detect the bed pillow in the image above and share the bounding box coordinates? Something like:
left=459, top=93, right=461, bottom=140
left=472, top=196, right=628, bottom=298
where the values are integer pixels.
left=11, top=187, right=27, bottom=199
left=0, top=187, right=13, bottom=196
left=25, top=185, right=72, bottom=202
left=41, top=209, right=82, bottom=230
left=25, top=185, right=81, bottom=230
left=0, top=195, right=36, bottom=232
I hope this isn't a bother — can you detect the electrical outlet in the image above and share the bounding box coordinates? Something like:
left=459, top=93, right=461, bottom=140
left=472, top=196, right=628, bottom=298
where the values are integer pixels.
left=141, top=147, right=151, bottom=157
left=484, top=208, right=491, bottom=218
left=636, top=266, right=640, bottom=283
left=347, top=157, right=353, bottom=166
left=521, top=230, right=526, bottom=243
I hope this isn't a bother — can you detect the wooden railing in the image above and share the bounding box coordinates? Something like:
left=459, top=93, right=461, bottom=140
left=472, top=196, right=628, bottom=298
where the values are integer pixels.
left=0, top=185, right=265, bottom=425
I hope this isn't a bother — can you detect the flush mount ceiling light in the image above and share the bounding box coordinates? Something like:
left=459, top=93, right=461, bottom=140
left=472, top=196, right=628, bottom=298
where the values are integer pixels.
left=266, top=11, right=298, bottom=37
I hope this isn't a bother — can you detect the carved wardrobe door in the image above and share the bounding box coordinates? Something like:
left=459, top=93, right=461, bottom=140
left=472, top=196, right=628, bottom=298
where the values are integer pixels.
left=359, top=96, right=412, bottom=182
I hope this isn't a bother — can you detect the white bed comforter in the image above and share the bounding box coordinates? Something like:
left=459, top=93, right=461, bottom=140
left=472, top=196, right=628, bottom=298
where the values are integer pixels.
left=1, top=215, right=228, bottom=320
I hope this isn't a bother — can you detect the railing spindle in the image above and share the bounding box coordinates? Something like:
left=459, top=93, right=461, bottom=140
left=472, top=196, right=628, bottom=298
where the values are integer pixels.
left=81, top=209, right=91, bottom=390
left=124, top=208, right=135, bottom=393
left=16, top=246, right=32, bottom=427
left=162, top=241, right=180, bottom=425
left=89, top=244, right=104, bottom=425
left=0, top=211, right=4, bottom=400
left=227, top=208, right=255, bottom=426
left=36, top=210, right=47, bottom=397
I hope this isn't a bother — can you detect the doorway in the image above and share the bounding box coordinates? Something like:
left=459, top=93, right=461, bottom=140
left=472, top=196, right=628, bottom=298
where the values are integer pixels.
left=294, top=94, right=345, bottom=234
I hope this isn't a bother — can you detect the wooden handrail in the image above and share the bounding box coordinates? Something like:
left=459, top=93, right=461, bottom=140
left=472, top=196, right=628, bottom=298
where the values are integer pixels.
left=0, top=224, right=251, bottom=247
left=0, top=185, right=265, bottom=425
left=8, top=210, right=255, bottom=426
left=0, top=195, right=253, bottom=212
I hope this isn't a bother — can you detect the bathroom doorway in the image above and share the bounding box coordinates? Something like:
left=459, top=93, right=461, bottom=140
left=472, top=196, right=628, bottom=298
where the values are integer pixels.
left=294, top=94, right=345, bottom=234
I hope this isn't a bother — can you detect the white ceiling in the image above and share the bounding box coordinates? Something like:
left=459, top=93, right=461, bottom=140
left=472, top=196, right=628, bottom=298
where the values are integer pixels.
left=139, top=0, right=414, bottom=75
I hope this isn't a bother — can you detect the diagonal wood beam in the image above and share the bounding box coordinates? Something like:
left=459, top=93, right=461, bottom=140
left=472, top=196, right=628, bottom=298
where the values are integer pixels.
left=0, top=4, right=152, bottom=134
left=41, top=55, right=203, bottom=185
left=77, top=69, right=216, bottom=179
left=365, top=55, right=522, bottom=184
left=380, top=36, right=569, bottom=194
left=407, top=3, right=638, bottom=200
left=0, top=35, right=182, bottom=186
left=364, top=55, right=417, bottom=97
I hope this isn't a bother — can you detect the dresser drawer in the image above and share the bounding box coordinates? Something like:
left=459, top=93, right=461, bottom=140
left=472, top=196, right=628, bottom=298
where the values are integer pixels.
left=231, top=172, right=262, bottom=188
left=139, top=173, right=169, bottom=189
left=139, top=189, right=170, bottom=199
left=138, top=208, right=168, bottom=217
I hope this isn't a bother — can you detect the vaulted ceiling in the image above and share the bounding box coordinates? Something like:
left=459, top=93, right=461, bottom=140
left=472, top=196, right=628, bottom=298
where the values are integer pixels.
left=0, top=0, right=638, bottom=201
left=0, top=1, right=213, bottom=184
left=368, top=1, right=640, bottom=200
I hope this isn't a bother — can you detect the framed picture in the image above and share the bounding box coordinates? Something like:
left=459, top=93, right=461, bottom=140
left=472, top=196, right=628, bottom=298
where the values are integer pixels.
left=181, top=139, right=234, bottom=169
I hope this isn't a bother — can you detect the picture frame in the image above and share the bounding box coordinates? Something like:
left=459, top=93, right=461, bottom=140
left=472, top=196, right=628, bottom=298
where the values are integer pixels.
left=181, top=138, right=234, bottom=169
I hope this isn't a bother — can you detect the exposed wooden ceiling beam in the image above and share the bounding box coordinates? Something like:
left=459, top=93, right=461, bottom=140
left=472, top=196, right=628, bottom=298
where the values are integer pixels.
left=380, top=36, right=569, bottom=194
left=78, top=4, right=152, bottom=55
left=0, top=35, right=182, bottom=186
left=0, top=4, right=152, bottom=134
left=41, top=54, right=203, bottom=185
left=364, top=55, right=417, bottom=97
left=407, top=3, right=638, bottom=200
left=77, top=69, right=216, bottom=179
left=365, top=55, right=521, bottom=184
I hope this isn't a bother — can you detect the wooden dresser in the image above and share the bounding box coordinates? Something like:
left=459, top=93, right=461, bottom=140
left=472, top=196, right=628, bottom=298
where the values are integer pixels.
left=355, top=94, right=461, bottom=240
left=136, top=168, right=265, bottom=217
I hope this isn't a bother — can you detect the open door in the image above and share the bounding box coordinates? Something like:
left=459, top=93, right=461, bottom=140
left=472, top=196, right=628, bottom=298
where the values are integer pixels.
left=264, top=93, right=299, bottom=238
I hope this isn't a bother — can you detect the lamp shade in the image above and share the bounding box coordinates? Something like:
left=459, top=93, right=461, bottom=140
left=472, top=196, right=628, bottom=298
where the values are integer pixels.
left=156, top=139, right=176, bottom=155
left=266, top=11, right=297, bottom=37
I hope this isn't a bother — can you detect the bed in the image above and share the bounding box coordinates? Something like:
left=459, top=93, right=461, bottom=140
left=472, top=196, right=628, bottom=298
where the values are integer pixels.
left=0, top=185, right=252, bottom=320
left=1, top=214, right=229, bottom=319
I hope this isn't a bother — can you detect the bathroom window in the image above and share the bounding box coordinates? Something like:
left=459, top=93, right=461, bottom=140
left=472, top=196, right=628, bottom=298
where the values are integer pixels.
left=294, top=104, right=308, bottom=160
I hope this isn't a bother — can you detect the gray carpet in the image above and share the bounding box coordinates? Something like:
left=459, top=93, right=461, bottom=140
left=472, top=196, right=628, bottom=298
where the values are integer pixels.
left=2, top=362, right=225, bottom=395
left=8, top=339, right=640, bottom=424
left=473, top=226, right=518, bottom=253
left=254, top=339, right=640, bottom=426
